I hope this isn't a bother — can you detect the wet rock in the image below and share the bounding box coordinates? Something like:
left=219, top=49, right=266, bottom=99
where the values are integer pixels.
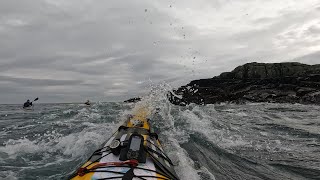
left=124, top=97, right=141, bottom=103
left=169, top=62, right=320, bottom=105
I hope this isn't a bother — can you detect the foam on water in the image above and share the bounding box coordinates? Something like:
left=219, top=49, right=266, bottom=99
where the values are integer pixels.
left=0, top=171, right=18, bottom=180
left=0, top=103, right=124, bottom=179
left=176, top=105, right=250, bottom=149
left=55, top=129, right=107, bottom=157
left=1, top=124, right=113, bottom=160
left=0, top=138, right=43, bottom=158
left=168, top=138, right=205, bottom=180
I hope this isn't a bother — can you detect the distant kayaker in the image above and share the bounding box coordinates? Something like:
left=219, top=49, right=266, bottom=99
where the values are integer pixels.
left=84, top=100, right=91, bottom=106
left=23, top=100, right=32, bottom=108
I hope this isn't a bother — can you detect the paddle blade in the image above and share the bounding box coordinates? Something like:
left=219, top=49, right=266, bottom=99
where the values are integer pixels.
left=33, top=97, right=39, bottom=101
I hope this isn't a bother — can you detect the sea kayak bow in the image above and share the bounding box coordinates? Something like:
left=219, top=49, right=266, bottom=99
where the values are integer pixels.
left=69, top=108, right=179, bottom=180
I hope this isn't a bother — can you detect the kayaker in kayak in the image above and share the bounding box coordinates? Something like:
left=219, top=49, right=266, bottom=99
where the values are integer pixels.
left=84, top=100, right=91, bottom=106
left=23, top=100, right=32, bottom=108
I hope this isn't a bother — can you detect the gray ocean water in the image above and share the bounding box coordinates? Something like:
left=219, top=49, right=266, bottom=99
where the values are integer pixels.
left=0, top=93, right=320, bottom=179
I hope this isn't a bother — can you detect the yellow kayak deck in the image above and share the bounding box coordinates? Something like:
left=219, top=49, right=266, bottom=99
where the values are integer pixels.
left=69, top=108, right=179, bottom=180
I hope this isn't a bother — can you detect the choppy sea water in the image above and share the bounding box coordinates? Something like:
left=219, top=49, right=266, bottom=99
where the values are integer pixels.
left=0, top=96, right=320, bottom=179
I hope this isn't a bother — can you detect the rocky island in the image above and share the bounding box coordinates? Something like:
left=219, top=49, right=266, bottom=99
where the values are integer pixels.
left=124, top=97, right=141, bottom=103
left=169, top=62, right=320, bottom=105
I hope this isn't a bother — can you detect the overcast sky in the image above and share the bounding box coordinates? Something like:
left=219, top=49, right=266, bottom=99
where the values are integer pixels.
left=1, top=0, right=320, bottom=103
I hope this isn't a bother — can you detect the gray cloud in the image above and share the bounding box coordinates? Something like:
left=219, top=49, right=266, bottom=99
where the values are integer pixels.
left=294, top=51, right=320, bottom=64
left=306, top=24, right=320, bottom=35
left=0, top=75, right=83, bottom=86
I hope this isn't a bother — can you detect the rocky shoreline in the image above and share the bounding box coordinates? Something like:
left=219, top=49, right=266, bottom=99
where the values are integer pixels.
left=168, top=62, right=320, bottom=105
left=124, top=97, right=141, bottom=103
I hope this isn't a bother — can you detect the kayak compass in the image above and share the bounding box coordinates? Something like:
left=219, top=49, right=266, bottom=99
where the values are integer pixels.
left=109, top=139, right=121, bottom=155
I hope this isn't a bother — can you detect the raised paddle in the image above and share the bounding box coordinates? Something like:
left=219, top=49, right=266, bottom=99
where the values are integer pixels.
left=32, top=97, right=39, bottom=102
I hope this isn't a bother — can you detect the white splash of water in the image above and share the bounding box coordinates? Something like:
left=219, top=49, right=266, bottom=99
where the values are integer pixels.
left=130, top=82, right=216, bottom=179
left=55, top=129, right=108, bottom=157
left=0, top=171, right=18, bottom=180
left=0, top=138, right=44, bottom=158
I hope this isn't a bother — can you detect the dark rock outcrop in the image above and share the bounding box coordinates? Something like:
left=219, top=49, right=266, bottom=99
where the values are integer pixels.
left=124, top=97, right=141, bottom=103
left=169, top=62, right=320, bottom=105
